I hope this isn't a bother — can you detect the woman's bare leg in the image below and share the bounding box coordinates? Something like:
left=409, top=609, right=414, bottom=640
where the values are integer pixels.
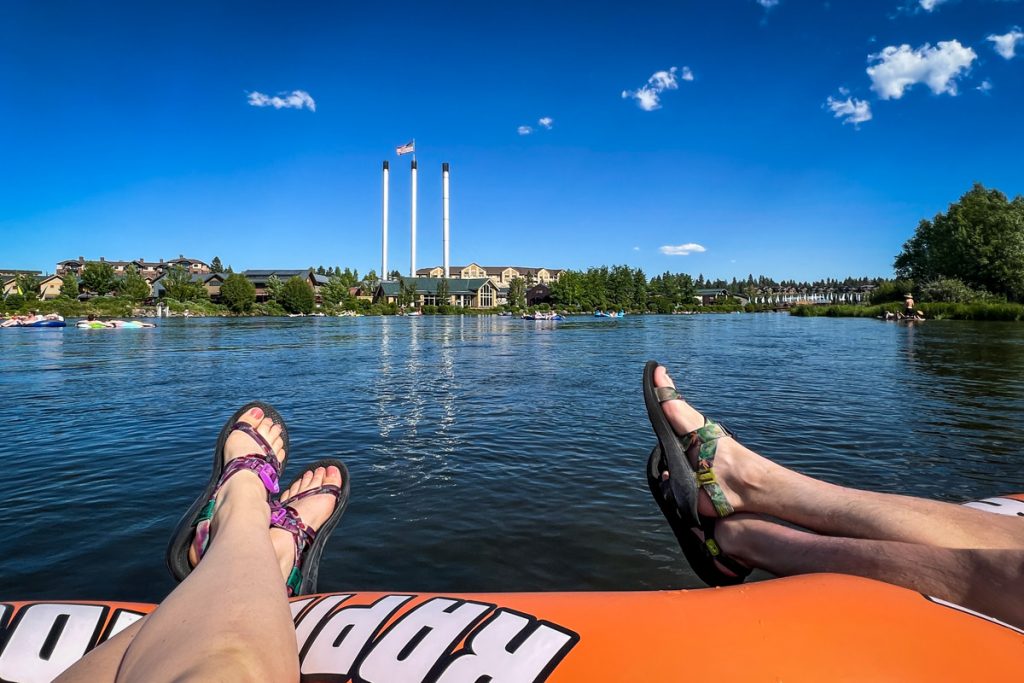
left=57, top=408, right=300, bottom=683
left=653, top=366, right=1024, bottom=548
left=716, top=514, right=1024, bottom=628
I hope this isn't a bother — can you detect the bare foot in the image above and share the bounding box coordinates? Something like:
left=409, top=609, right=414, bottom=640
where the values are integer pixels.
left=660, top=470, right=754, bottom=578
left=270, top=466, right=344, bottom=583
left=187, top=406, right=286, bottom=567
left=654, top=366, right=777, bottom=516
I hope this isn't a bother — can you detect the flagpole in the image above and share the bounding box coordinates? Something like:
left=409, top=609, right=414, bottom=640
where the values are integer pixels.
left=382, top=161, right=389, bottom=281
left=410, top=155, right=417, bottom=278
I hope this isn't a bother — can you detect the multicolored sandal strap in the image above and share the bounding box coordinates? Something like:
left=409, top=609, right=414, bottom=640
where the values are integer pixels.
left=230, top=422, right=281, bottom=467
left=683, top=420, right=735, bottom=517
left=653, top=386, right=682, bottom=403
left=700, top=517, right=750, bottom=577
left=190, top=453, right=284, bottom=562
left=270, top=483, right=343, bottom=596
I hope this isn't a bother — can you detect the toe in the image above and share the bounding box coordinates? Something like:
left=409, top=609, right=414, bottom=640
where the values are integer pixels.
left=324, top=465, right=343, bottom=487
left=237, top=406, right=265, bottom=429
left=654, top=366, right=705, bottom=435
left=309, top=467, right=326, bottom=489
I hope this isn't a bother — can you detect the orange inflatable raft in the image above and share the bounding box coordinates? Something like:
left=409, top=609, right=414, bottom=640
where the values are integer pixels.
left=2, top=495, right=1022, bottom=682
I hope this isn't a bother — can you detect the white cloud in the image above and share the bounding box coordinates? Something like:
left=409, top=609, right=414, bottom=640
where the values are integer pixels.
left=825, top=91, right=872, bottom=127
left=919, top=0, right=947, bottom=10
left=866, top=40, right=976, bottom=100
left=538, top=116, right=553, bottom=129
left=757, top=0, right=779, bottom=7
left=988, top=28, right=1024, bottom=59
left=977, top=79, right=994, bottom=93
left=659, top=243, right=707, bottom=256
left=632, top=246, right=641, bottom=252
left=622, top=66, right=691, bottom=111
left=517, top=125, right=533, bottom=135
left=247, top=90, right=316, bottom=111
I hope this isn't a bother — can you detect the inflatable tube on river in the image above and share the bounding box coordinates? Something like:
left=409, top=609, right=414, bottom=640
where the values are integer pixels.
left=2, top=495, right=1021, bottom=682
left=10, top=320, right=66, bottom=328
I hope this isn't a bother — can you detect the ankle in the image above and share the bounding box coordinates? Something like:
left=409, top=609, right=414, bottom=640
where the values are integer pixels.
left=216, top=474, right=270, bottom=521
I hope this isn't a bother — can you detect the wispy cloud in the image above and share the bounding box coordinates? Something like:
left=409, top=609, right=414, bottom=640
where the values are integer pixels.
left=632, top=246, right=641, bottom=252
left=918, top=0, right=948, bottom=10
left=247, top=90, right=316, bottom=111
left=825, top=89, right=872, bottom=127
left=756, top=0, right=780, bottom=7
left=988, top=28, right=1024, bottom=59
left=866, top=40, right=976, bottom=100
left=977, top=79, right=994, bottom=93
left=660, top=243, right=707, bottom=256
left=621, top=66, right=692, bottom=111
left=517, top=125, right=533, bottom=135
left=538, top=116, right=554, bottom=129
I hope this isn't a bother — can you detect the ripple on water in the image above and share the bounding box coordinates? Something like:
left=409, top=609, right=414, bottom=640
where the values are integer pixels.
left=2, top=314, right=1023, bottom=601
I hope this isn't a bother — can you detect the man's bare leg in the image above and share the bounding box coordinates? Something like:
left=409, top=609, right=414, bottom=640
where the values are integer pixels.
left=716, top=514, right=1024, bottom=629
left=653, top=366, right=1024, bottom=549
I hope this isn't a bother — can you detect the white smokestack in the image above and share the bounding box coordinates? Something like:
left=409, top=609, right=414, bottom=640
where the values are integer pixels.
left=410, top=159, right=417, bottom=277
left=382, top=161, right=390, bottom=279
left=442, top=162, right=450, bottom=279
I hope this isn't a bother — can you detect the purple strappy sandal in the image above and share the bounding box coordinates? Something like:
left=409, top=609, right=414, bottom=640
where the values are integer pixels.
left=165, top=401, right=289, bottom=582
left=270, top=458, right=350, bottom=596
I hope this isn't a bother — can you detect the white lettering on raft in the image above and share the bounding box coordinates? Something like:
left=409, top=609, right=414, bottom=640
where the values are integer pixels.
left=0, top=597, right=580, bottom=683
left=0, top=603, right=106, bottom=683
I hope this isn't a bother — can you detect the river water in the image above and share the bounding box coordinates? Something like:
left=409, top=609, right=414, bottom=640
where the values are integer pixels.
left=2, top=314, right=1022, bottom=602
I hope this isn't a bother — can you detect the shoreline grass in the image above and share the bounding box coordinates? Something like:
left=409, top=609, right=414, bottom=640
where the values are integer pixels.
left=789, top=302, right=1024, bottom=321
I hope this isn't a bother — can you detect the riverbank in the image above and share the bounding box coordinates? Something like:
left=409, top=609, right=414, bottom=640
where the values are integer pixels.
left=790, top=302, right=1024, bottom=321
left=2, top=296, right=771, bottom=319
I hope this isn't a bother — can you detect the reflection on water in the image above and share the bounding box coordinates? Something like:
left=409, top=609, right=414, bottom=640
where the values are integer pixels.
left=2, top=314, right=1023, bottom=602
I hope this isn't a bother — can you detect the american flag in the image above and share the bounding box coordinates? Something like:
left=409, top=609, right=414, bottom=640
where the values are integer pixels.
left=395, top=140, right=415, bottom=156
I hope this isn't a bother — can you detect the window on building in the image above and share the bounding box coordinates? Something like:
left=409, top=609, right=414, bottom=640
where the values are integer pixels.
left=480, top=288, right=493, bottom=307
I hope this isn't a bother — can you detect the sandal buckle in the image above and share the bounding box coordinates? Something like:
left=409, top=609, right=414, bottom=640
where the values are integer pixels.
left=270, top=504, right=288, bottom=525
left=256, top=462, right=280, bottom=493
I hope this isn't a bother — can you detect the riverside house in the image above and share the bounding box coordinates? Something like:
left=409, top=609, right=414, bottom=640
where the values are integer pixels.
left=416, top=263, right=563, bottom=287
left=56, top=256, right=211, bottom=279
left=241, top=270, right=329, bottom=304
left=373, top=277, right=498, bottom=309
left=1, top=271, right=63, bottom=300
left=150, top=272, right=225, bottom=301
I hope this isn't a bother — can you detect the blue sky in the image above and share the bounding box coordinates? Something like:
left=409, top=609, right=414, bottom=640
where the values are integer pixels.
left=1, top=0, right=1022, bottom=280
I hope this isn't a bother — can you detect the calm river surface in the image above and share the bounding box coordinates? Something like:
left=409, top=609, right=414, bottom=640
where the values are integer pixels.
left=2, top=314, right=1023, bottom=602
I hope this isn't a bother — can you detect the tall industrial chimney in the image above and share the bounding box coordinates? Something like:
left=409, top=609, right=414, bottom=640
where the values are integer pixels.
left=382, top=161, right=389, bottom=279
left=442, top=162, right=450, bottom=279
left=410, top=159, right=418, bottom=277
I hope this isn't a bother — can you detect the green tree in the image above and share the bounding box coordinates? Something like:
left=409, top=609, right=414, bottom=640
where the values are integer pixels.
left=220, top=273, right=257, bottom=312
left=15, top=273, right=39, bottom=301
left=59, top=272, right=79, bottom=299
left=507, top=277, right=526, bottom=309
left=895, top=183, right=1024, bottom=301
left=162, top=266, right=206, bottom=301
left=81, top=261, right=116, bottom=295
left=210, top=256, right=224, bottom=273
left=435, top=278, right=450, bottom=305
left=279, top=276, right=314, bottom=314
left=266, top=275, right=284, bottom=300
left=321, top=273, right=352, bottom=305
left=5, top=293, right=25, bottom=311
left=117, top=265, right=151, bottom=302
left=397, top=277, right=418, bottom=309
